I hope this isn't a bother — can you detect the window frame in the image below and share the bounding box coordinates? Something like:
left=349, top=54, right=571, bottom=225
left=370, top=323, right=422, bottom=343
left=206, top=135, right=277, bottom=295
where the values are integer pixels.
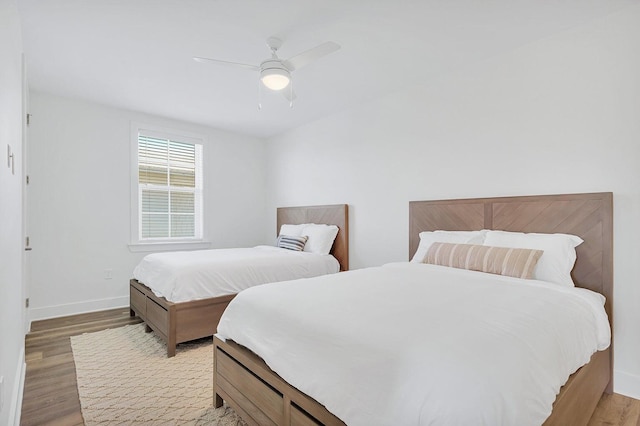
left=129, top=122, right=209, bottom=252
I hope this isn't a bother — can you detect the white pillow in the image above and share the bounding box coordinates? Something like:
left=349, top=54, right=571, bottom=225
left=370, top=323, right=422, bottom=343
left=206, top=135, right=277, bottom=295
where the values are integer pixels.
left=301, top=224, right=339, bottom=255
left=279, top=224, right=307, bottom=237
left=483, top=230, right=583, bottom=287
left=411, top=230, right=488, bottom=263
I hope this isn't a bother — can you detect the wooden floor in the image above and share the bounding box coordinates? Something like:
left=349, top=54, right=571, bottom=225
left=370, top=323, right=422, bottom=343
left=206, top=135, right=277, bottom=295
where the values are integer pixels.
left=20, top=308, right=142, bottom=426
left=19, top=308, right=640, bottom=426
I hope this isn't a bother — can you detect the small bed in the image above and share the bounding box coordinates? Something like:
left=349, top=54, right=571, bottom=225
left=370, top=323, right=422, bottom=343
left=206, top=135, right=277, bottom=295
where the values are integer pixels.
left=213, top=192, right=613, bottom=425
left=129, top=204, right=349, bottom=357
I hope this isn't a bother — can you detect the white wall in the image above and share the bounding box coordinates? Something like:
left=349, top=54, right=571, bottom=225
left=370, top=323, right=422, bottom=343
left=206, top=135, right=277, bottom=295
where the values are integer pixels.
left=266, top=7, right=640, bottom=397
left=27, top=92, right=267, bottom=320
left=0, top=1, right=25, bottom=424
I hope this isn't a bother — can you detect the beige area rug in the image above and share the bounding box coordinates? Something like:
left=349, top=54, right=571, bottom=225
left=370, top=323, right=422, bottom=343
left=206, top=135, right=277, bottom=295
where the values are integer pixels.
left=70, top=324, right=246, bottom=425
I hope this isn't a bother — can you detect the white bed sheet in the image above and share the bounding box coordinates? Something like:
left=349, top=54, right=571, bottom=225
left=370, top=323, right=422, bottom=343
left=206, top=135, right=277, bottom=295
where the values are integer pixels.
left=132, top=246, right=339, bottom=303
left=217, top=262, right=610, bottom=426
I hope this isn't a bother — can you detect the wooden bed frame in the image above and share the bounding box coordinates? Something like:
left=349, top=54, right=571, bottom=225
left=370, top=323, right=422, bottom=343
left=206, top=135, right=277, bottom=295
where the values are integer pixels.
left=213, top=192, right=613, bottom=426
left=130, top=203, right=349, bottom=357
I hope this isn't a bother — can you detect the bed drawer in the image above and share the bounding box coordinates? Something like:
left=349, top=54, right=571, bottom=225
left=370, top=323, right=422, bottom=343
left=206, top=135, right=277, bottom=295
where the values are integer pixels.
left=130, top=285, right=146, bottom=316
left=291, top=404, right=322, bottom=426
left=146, top=298, right=168, bottom=336
left=217, top=349, right=283, bottom=425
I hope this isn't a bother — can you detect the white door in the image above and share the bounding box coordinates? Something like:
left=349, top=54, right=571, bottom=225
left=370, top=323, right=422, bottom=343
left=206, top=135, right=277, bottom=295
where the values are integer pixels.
left=22, top=53, right=31, bottom=334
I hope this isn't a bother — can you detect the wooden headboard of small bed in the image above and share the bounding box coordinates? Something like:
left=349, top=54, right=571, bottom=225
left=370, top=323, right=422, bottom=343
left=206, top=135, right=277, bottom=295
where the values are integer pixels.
left=277, top=204, right=349, bottom=271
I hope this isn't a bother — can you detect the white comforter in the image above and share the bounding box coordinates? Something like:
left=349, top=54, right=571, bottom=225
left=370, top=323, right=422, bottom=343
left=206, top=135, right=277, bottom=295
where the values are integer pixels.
left=217, top=262, right=610, bottom=426
left=132, top=246, right=339, bottom=302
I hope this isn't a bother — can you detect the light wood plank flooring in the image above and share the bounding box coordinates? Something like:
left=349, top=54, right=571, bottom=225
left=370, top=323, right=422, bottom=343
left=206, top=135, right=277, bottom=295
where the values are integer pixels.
left=20, top=308, right=640, bottom=425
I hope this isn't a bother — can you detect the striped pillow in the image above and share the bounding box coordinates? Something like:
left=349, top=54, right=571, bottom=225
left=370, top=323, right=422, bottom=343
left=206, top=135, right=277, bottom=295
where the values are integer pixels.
left=424, top=242, right=543, bottom=280
left=277, top=235, right=308, bottom=251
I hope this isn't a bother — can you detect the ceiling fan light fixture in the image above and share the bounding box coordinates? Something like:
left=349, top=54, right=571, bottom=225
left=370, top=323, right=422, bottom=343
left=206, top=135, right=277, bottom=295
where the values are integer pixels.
left=260, top=65, right=290, bottom=91
left=195, top=38, right=340, bottom=102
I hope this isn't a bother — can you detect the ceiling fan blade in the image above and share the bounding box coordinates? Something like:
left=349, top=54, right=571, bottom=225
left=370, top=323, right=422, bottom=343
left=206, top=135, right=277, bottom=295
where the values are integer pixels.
left=283, top=41, right=340, bottom=71
left=193, top=57, right=259, bottom=71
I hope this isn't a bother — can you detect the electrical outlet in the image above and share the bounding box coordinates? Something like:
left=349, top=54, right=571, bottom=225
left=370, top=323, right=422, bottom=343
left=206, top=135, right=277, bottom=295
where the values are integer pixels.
left=104, top=269, right=113, bottom=280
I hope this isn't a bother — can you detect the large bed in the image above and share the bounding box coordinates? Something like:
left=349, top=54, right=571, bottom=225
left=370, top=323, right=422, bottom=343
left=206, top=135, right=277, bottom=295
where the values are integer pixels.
left=213, top=192, right=613, bottom=425
left=129, top=204, right=349, bottom=357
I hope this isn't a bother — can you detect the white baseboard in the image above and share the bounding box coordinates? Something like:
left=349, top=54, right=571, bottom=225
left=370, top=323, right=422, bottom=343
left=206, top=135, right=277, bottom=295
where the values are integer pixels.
left=8, top=347, right=25, bottom=426
left=28, top=296, right=129, bottom=322
left=614, top=369, right=640, bottom=399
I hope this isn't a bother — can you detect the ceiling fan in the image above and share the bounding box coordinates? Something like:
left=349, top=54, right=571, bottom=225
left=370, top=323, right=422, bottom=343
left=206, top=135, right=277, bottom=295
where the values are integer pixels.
left=194, top=37, right=340, bottom=106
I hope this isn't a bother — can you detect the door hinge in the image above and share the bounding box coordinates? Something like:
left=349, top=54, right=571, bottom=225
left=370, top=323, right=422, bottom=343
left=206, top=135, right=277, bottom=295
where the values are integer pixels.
left=26, top=113, right=31, bottom=126
left=25, top=298, right=29, bottom=308
left=25, top=236, right=32, bottom=251
left=26, top=175, right=29, bottom=185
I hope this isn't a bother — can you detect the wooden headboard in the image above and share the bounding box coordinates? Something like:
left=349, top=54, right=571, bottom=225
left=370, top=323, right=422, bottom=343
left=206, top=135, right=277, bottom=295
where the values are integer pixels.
left=409, top=192, right=613, bottom=319
left=409, top=192, right=614, bottom=395
left=277, top=204, right=349, bottom=271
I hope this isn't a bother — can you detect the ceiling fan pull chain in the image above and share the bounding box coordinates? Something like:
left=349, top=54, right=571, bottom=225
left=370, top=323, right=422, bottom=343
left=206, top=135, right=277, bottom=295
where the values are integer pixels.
left=289, top=81, right=293, bottom=109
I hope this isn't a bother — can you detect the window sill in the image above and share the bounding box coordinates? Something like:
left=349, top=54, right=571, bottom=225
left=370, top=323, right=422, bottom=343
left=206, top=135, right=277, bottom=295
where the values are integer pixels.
left=128, top=241, right=212, bottom=253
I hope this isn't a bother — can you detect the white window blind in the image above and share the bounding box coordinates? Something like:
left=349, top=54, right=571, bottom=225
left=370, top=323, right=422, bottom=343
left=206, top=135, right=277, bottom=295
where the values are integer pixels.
left=137, top=132, right=203, bottom=241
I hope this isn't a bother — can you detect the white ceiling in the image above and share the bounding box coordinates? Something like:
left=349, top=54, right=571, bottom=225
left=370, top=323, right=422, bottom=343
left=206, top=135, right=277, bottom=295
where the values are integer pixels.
left=18, top=0, right=639, bottom=138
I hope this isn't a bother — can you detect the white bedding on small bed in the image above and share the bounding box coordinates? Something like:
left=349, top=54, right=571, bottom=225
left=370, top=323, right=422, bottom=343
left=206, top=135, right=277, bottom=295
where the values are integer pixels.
left=217, top=262, right=610, bottom=426
left=132, top=246, right=339, bottom=303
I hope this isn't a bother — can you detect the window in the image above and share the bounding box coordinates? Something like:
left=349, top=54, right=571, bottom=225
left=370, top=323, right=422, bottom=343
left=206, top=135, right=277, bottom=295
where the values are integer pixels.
left=130, top=124, right=205, bottom=250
